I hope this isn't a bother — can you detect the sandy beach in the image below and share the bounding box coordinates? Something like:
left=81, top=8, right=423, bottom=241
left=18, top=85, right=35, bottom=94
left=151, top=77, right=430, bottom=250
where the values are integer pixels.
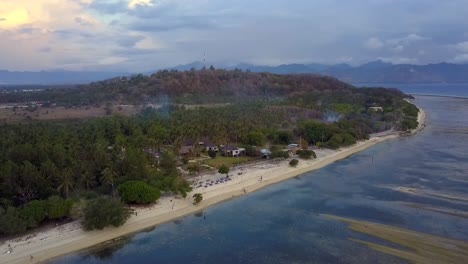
left=0, top=107, right=426, bottom=264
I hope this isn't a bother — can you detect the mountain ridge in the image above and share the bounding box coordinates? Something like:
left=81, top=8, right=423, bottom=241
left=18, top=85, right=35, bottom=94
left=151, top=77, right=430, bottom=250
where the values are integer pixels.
left=1, top=61, right=468, bottom=85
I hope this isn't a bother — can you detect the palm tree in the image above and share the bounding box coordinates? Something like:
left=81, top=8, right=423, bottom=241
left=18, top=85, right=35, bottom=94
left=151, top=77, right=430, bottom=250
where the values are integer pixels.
left=57, top=168, right=75, bottom=198
left=100, top=167, right=117, bottom=198
left=81, top=169, right=97, bottom=190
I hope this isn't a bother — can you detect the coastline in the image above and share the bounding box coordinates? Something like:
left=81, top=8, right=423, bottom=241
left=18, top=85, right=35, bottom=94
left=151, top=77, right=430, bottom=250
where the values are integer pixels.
left=0, top=106, right=426, bottom=264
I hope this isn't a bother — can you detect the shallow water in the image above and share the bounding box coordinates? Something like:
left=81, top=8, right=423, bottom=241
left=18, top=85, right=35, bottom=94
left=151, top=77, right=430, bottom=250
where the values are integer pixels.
left=50, top=95, right=468, bottom=264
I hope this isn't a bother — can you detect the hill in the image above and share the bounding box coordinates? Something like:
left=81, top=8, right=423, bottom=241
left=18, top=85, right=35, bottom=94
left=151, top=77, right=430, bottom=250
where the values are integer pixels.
left=1, top=70, right=356, bottom=105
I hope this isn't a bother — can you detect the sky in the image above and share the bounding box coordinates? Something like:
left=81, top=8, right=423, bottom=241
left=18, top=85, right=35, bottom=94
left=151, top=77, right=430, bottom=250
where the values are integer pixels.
left=1, top=0, right=468, bottom=72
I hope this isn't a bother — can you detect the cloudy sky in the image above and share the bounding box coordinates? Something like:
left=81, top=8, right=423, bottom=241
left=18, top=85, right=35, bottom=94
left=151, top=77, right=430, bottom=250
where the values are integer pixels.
left=1, top=0, right=468, bottom=72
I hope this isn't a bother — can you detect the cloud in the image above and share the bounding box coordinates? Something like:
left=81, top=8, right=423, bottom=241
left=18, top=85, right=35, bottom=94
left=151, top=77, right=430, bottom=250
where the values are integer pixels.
left=456, top=41, right=468, bottom=52
left=130, top=17, right=218, bottom=32
left=452, top=54, right=468, bottom=63
left=89, top=1, right=127, bottom=14
left=116, top=34, right=146, bottom=48
left=38, top=46, right=52, bottom=53
left=377, top=57, right=419, bottom=64
left=1, top=0, right=468, bottom=71
left=365, top=37, right=384, bottom=49
left=74, top=17, right=93, bottom=26
left=128, top=0, right=154, bottom=9
left=387, top=34, right=430, bottom=45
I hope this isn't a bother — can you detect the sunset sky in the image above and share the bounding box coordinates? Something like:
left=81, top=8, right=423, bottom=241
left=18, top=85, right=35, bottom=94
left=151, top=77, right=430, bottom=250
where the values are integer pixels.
left=1, top=0, right=468, bottom=72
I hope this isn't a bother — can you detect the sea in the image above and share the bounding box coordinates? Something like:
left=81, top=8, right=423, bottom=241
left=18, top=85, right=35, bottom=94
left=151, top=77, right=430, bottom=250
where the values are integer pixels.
left=49, top=84, right=468, bottom=264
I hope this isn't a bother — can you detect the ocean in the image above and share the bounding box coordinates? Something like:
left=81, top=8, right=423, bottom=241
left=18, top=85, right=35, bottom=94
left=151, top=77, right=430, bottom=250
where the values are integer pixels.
left=49, top=85, right=468, bottom=264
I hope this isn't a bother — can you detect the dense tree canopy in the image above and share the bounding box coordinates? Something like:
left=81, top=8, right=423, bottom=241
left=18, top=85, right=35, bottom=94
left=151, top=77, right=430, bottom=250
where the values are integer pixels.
left=118, top=181, right=160, bottom=204
left=0, top=69, right=419, bottom=236
left=82, top=198, right=131, bottom=231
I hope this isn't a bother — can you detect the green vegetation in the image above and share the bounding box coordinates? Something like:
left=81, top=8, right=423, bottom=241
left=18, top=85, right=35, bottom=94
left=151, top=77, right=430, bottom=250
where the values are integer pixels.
left=297, top=150, right=317, bottom=159
left=289, top=159, right=299, bottom=167
left=208, top=150, right=217, bottom=158
left=0, top=70, right=419, bottom=235
left=218, top=164, right=230, bottom=175
left=192, top=193, right=203, bottom=205
left=270, top=150, right=289, bottom=159
left=0, top=196, right=71, bottom=235
left=82, top=197, right=131, bottom=231
left=118, top=181, right=161, bottom=204
left=205, top=156, right=250, bottom=168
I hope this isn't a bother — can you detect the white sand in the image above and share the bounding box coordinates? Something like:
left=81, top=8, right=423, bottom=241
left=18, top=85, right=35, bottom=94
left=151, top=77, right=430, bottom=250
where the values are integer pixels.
left=0, top=108, right=426, bottom=264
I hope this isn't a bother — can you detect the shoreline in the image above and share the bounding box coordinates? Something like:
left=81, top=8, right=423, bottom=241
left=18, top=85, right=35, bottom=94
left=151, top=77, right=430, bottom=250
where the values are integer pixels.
left=1, top=106, right=426, bottom=264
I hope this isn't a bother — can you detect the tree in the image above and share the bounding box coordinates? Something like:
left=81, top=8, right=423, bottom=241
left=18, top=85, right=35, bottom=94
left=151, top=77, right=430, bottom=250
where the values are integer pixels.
left=148, top=123, right=168, bottom=151
left=218, top=164, right=230, bottom=175
left=101, top=167, right=117, bottom=197
left=193, top=193, right=203, bottom=205
left=82, top=197, right=131, bottom=230
left=57, top=168, right=75, bottom=198
left=159, top=152, right=178, bottom=178
left=19, top=200, right=47, bottom=228
left=46, top=196, right=72, bottom=219
left=289, top=159, right=299, bottom=167
left=244, top=131, right=266, bottom=146
left=118, top=181, right=160, bottom=204
left=0, top=207, right=27, bottom=235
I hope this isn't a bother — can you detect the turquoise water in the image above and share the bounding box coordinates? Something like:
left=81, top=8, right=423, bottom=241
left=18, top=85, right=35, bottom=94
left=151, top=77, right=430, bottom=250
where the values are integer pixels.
left=50, top=93, right=468, bottom=263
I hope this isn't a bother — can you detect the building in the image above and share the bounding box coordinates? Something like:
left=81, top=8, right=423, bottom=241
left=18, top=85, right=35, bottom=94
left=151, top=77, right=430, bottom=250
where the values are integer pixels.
left=221, top=145, right=246, bottom=157
left=287, top=143, right=300, bottom=154
left=369, top=106, right=384, bottom=112
left=260, top=149, right=271, bottom=158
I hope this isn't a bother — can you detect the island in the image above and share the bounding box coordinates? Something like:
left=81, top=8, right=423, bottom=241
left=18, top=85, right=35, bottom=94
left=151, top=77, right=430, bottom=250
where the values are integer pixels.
left=0, top=69, right=424, bottom=263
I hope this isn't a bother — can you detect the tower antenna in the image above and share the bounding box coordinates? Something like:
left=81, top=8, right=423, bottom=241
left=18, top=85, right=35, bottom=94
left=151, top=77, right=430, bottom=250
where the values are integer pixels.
left=203, top=52, right=206, bottom=69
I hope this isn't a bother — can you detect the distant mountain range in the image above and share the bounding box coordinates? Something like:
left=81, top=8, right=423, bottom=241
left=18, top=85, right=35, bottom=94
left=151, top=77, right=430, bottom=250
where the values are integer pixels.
left=1, top=61, right=468, bottom=85
left=172, top=60, right=468, bottom=84
left=0, top=70, right=129, bottom=85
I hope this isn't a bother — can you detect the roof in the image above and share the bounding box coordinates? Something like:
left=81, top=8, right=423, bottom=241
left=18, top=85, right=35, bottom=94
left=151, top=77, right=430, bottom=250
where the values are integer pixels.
left=179, top=146, right=193, bottom=154
left=183, top=139, right=196, bottom=146
left=260, top=149, right=271, bottom=155
left=222, top=145, right=238, bottom=151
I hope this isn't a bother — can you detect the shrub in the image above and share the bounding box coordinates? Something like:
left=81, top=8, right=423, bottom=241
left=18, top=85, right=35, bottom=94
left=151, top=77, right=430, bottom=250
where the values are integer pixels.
left=193, top=193, right=203, bottom=205
left=270, top=150, right=289, bottom=159
left=289, top=159, right=299, bottom=167
left=82, top=197, right=131, bottom=230
left=208, top=150, right=217, bottom=158
left=118, top=181, right=161, bottom=204
left=0, top=207, right=27, bottom=235
left=297, top=150, right=316, bottom=159
left=47, top=196, right=72, bottom=219
left=19, top=200, right=47, bottom=228
left=342, top=133, right=357, bottom=146
left=218, top=164, right=230, bottom=175
left=188, top=163, right=201, bottom=173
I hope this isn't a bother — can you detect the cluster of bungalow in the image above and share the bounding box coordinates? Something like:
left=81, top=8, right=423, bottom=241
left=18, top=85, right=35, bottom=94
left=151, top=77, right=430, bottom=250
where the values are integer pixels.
left=178, top=139, right=305, bottom=158
left=178, top=139, right=247, bottom=157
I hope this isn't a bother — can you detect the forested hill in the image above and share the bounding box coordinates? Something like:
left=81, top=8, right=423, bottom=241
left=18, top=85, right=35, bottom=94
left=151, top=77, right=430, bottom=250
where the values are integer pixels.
left=1, top=70, right=357, bottom=105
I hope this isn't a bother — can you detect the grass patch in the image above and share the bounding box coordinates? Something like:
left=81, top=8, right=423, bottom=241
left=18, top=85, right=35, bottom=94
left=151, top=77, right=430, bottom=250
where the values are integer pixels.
left=203, top=156, right=253, bottom=168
